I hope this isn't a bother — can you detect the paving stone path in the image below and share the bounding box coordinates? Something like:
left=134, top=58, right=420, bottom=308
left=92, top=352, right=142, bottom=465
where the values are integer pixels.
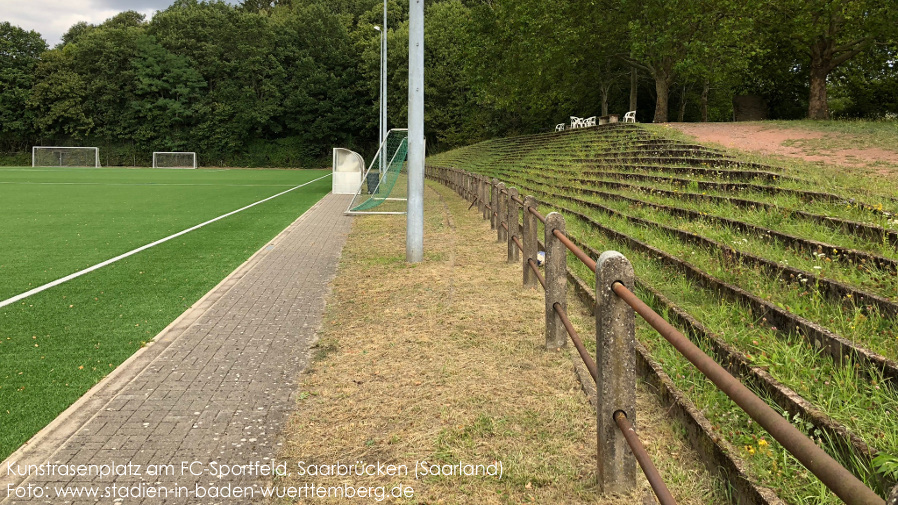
left=1, top=194, right=354, bottom=504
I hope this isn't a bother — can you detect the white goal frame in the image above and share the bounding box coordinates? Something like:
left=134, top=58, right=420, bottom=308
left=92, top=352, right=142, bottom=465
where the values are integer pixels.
left=32, top=146, right=100, bottom=168
left=153, top=152, right=197, bottom=169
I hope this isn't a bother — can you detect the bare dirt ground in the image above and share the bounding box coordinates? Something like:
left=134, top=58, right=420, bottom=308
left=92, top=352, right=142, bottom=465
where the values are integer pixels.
left=668, top=122, right=898, bottom=174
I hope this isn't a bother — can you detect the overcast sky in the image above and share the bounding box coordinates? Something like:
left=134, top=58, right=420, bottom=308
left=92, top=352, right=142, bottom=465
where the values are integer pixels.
left=1, top=0, right=229, bottom=46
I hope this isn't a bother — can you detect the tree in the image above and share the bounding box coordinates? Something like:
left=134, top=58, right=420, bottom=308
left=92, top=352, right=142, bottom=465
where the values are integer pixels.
left=29, top=47, right=95, bottom=139
left=0, top=22, right=47, bottom=150
left=270, top=2, right=366, bottom=160
left=150, top=1, right=286, bottom=157
left=128, top=34, right=206, bottom=149
left=59, top=22, right=93, bottom=47
left=608, top=0, right=740, bottom=123
left=762, top=0, right=896, bottom=119
left=828, top=40, right=898, bottom=117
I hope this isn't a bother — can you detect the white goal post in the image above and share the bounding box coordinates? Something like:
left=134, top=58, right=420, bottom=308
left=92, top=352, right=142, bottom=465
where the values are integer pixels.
left=32, top=147, right=100, bottom=168
left=153, top=152, right=197, bottom=169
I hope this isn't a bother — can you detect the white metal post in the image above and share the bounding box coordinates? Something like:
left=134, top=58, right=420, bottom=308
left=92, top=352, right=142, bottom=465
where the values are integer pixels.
left=406, top=0, right=424, bottom=262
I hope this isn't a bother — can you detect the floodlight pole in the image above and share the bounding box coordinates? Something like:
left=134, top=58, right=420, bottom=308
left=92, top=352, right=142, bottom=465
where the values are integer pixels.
left=406, top=0, right=424, bottom=263
left=374, top=24, right=385, bottom=174
left=381, top=0, right=388, bottom=166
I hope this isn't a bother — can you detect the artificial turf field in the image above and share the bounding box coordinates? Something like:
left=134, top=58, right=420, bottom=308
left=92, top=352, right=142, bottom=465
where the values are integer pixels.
left=0, top=167, right=331, bottom=459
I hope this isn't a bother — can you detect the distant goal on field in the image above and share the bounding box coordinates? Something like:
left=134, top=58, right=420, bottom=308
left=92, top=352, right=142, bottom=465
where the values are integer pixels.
left=32, top=147, right=100, bottom=168
left=153, top=152, right=197, bottom=169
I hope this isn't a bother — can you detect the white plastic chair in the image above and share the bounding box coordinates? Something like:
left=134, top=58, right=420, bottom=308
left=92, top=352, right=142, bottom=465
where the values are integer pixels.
left=623, top=111, right=636, bottom=123
left=585, top=116, right=597, bottom=127
left=570, top=116, right=584, bottom=129
left=555, top=123, right=565, bottom=132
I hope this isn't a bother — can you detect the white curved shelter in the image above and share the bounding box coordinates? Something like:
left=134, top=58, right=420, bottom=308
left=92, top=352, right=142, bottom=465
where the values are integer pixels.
left=332, top=148, right=365, bottom=194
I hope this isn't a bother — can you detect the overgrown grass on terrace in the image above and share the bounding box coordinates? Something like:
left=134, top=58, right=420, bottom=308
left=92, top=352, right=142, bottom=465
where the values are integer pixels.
left=427, top=124, right=898, bottom=503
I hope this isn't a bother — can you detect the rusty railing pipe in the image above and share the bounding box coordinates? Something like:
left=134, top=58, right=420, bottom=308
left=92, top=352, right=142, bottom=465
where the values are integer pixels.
left=528, top=206, right=547, bottom=225
left=527, top=258, right=546, bottom=289
left=552, top=229, right=597, bottom=272
left=611, top=282, right=884, bottom=505
left=613, top=411, right=677, bottom=505
left=554, top=302, right=598, bottom=382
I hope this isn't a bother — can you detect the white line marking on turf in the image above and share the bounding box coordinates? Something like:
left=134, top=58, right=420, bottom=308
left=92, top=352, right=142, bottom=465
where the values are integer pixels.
left=0, top=173, right=332, bottom=310
left=0, top=182, right=302, bottom=188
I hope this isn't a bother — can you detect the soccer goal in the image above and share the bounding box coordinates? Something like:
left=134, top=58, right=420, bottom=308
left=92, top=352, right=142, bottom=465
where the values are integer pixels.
left=153, top=152, right=197, bottom=169
left=345, top=128, right=409, bottom=215
left=32, top=147, right=100, bottom=168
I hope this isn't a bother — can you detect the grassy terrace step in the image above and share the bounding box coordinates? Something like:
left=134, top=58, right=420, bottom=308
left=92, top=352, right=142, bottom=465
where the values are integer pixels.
left=489, top=172, right=898, bottom=364
left=552, top=162, right=792, bottom=183
left=465, top=163, right=898, bottom=253
left=569, top=172, right=888, bottom=210
left=550, top=173, right=898, bottom=248
left=501, top=170, right=898, bottom=310
left=491, top=165, right=898, bottom=272
left=566, top=182, right=898, bottom=264
left=573, top=153, right=759, bottom=165
left=556, top=178, right=897, bottom=274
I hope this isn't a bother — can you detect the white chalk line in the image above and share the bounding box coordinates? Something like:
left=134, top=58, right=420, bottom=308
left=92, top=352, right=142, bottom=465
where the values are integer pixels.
left=0, top=181, right=301, bottom=188
left=0, top=173, right=332, bottom=310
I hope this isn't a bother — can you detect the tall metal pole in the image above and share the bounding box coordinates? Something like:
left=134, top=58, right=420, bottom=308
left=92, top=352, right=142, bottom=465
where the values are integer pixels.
left=374, top=25, right=384, bottom=173
left=382, top=0, right=387, bottom=149
left=406, top=0, right=424, bottom=262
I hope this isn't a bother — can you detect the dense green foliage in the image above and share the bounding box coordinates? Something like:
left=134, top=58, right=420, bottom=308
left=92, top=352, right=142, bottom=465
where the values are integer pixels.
left=0, top=0, right=896, bottom=164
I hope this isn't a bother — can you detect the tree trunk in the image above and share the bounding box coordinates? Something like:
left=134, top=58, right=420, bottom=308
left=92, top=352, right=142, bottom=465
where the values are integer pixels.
left=629, top=68, right=637, bottom=111
left=808, top=40, right=831, bottom=119
left=653, top=77, right=670, bottom=123
left=678, top=84, right=687, bottom=122
left=601, top=87, right=609, bottom=116
left=701, top=78, right=710, bottom=122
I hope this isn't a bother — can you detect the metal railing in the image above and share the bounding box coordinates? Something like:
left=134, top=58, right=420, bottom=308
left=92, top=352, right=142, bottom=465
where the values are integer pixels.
left=425, top=165, right=888, bottom=505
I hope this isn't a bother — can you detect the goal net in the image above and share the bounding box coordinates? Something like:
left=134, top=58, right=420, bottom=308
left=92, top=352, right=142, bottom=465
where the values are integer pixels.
left=153, top=152, right=197, bottom=169
left=346, top=128, right=409, bottom=214
left=32, top=147, right=100, bottom=168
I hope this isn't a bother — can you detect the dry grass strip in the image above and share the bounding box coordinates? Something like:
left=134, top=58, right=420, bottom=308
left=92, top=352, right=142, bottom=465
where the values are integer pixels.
left=272, top=181, right=726, bottom=504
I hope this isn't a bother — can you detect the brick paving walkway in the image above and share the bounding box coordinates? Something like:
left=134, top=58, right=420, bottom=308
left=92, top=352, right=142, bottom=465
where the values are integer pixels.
left=1, top=194, right=354, bottom=504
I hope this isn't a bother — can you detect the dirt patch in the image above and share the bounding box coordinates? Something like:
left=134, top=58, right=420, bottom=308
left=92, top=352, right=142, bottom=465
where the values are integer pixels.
left=271, top=181, right=727, bottom=504
left=668, top=122, right=898, bottom=175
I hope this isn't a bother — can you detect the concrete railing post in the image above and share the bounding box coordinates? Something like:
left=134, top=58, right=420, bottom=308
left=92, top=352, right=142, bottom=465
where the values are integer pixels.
left=496, top=183, right=507, bottom=242
left=481, top=176, right=489, bottom=220
left=470, top=173, right=476, bottom=205
left=544, top=212, right=567, bottom=349
left=465, top=172, right=477, bottom=203
left=507, top=187, right=521, bottom=263
left=522, top=196, right=539, bottom=287
left=475, top=174, right=482, bottom=214
left=469, top=173, right=475, bottom=204
left=595, top=251, right=636, bottom=494
left=490, top=178, right=499, bottom=230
